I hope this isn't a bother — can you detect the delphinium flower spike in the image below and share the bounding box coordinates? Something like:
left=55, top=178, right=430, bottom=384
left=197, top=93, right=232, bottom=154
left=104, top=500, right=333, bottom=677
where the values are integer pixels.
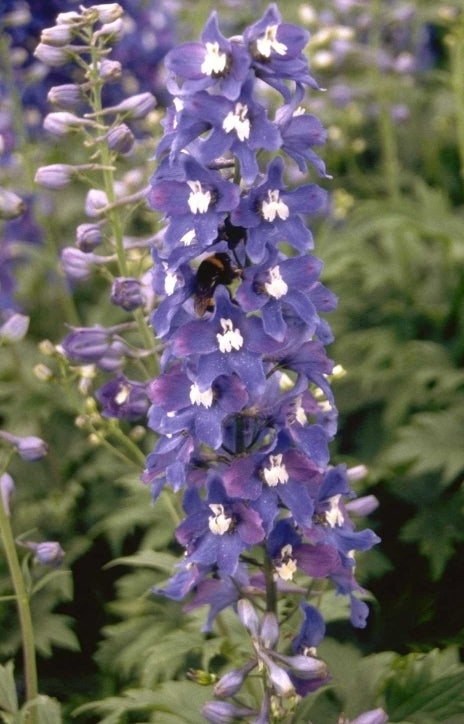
left=144, top=3, right=384, bottom=721
left=32, top=4, right=170, bottom=463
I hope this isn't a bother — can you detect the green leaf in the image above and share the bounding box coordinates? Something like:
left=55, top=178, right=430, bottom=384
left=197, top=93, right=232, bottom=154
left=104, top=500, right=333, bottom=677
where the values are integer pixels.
left=32, top=613, right=80, bottom=657
left=0, top=661, right=18, bottom=714
left=293, top=641, right=395, bottom=723
left=382, top=407, right=464, bottom=485
left=104, top=549, right=178, bottom=573
left=385, top=649, right=464, bottom=722
left=144, top=681, right=213, bottom=724
left=22, top=696, right=62, bottom=724
left=73, top=682, right=212, bottom=724
left=141, top=630, right=205, bottom=686
left=31, top=569, right=73, bottom=597
left=399, top=492, right=464, bottom=579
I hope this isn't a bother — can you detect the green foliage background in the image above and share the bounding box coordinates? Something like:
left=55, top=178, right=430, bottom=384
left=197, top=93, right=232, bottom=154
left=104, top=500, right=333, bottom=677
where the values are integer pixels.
left=1, top=0, right=463, bottom=722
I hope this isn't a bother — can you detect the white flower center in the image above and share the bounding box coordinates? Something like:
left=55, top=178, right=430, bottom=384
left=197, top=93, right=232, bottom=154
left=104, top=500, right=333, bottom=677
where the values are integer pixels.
left=295, top=402, right=307, bottom=425
left=275, top=544, right=297, bottom=581
left=114, top=383, right=130, bottom=405
left=264, top=265, right=288, bottom=299
left=256, top=25, right=287, bottom=58
left=189, top=382, right=214, bottom=408
left=263, top=453, right=289, bottom=487
left=172, top=97, right=184, bottom=129
left=216, top=318, right=244, bottom=353
left=293, top=106, right=306, bottom=117
left=164, top=270, right=177, bottom=296
left=325, top=494, right=344, bottom=528
left=187, top=180, right=211, bottom=214
left=222, top=103, right=250, bottom=142
left=208, top=503, right=233, bottom=535
left=261, top=189, right=289, bottom=222
left=201, top=41, right=228, bottom=76
left=180, top=229, right=196, bottom=246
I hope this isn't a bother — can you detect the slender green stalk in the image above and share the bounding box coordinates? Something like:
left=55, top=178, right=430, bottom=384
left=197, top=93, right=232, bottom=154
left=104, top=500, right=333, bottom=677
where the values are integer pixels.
left=85, top=37, right=158, bottom=378
left=449, top=22, right=464, bottom=194
left=376, top=99, right=401, bottom=201
left=370, top=0, right=401, bottom=201
left=0, top=494, right=38, bottom=723
left=263, top=551, right=277, bottom=615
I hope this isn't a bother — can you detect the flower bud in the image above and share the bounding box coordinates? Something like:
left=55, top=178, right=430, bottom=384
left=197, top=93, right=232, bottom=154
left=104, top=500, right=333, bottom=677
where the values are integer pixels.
left=345, top=495, right=379, bottom=517
left=35, top=164, right=75, bottom=189
left=110, top=277, right=144, bottom=311
left=0, top=188, right=26, bottom=219
left=47, top=84, right=84, bottom=109
left=44, top=112, right=87, bottom=136
left=76, top=222, right=103, bottom=251
left=16, top=436, right=49, bottom=461
left=97, top=58, right=122, bottom=82
left=94, top=18, right=124, bottom=41
left=24, top=541, right=65, bottom=567
left=347, top=708, right=388, bottom=724
left=39, top=339, right=56, bottom=356
left=259, top=612, right=279, bottom=649
left=34, top=43, right=70, bottom=67
left=0, top=431, right=48, bottom=461
left=61, top=247, right=108, bottom=282
left=92, top=3, right=123, bottom=23
left=346, top=464, right=368, bottom=481
left=202, top=701, right=255, bottom=724
left=56, top=11, right=81, bottom=24
left=0, top=313, right=29, bottom=343
left=187, top=669, right=217, bottom=685
left=36, top=542, right=65, bottom=566
left=105, top=123, right=134, bottom=154
left=40, top=24, right=73, bottom=46
left=258, top=651, right=295, bottom=697
left=0, top=473, right=15, bottom=516
left=33, top=364, right=54, bottom=382
left=237, top=599, right=259, bottom=636
left=271, top=651, right=328, bottom=680
left=112, top=92, right=156, bottom=119
left=213, top=661, right=256, bottom=698
left=97, top=340, right=130, bottom=372
left=62, top=327, right=111, bottom=363
left=85, top=189, right=108, bottom=217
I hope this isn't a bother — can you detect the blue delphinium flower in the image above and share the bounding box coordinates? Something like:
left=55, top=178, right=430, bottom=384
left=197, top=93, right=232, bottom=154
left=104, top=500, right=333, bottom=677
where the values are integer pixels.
left=145, top=2, right=381, bottom=713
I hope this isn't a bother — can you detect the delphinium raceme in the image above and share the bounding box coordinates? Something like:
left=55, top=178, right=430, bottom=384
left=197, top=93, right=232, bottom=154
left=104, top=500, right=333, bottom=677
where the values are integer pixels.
left=33, top=3, right=164, bottom=457
left=145, top=5, right=385, bottom=723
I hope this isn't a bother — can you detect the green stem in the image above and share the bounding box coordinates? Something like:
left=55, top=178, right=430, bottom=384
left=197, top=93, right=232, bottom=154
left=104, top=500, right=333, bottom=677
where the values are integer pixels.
left=370, top=0, right=401, bottom=201
left=376, top=100, right=401, bottom=201
left=87, top=40, right=158, bottom=378
left=450, top=23, right=464, bottom=195
left=106, top=423, right=147, bottom=467
left=263, top=551, right=277, bottom=615
left=0, top=495, right=38, bottom=722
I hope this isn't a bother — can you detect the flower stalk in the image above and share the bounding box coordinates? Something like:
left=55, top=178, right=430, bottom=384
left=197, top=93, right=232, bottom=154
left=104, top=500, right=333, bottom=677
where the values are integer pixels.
left=0, top=488, right=38, bottom=723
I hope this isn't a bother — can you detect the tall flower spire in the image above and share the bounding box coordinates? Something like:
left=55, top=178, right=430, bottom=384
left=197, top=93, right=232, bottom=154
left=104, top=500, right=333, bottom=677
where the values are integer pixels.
left=145, top=3, right=381, bottom=717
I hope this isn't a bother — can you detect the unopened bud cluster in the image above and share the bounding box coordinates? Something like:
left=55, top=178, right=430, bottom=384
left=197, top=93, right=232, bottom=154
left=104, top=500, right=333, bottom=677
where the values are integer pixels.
left=34, top=3, right=159, bottom=427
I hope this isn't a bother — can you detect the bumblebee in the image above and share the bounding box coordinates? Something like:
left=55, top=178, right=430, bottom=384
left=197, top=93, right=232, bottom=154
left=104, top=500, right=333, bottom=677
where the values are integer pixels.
left=193, top=252, right=240, bottom=317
